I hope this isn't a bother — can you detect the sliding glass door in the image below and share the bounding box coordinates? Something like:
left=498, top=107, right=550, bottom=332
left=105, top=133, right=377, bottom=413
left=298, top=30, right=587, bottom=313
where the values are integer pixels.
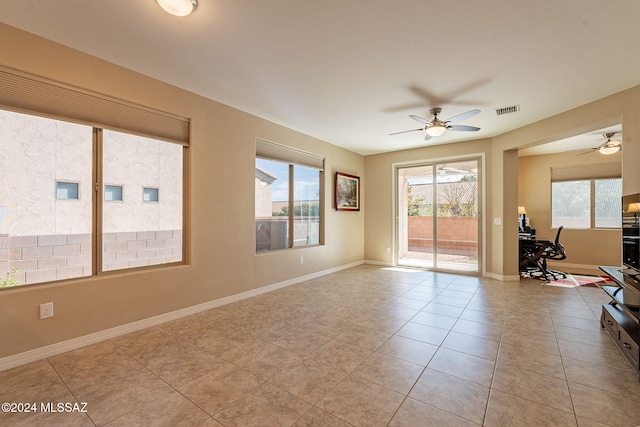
left=397, top=158, right=480, bottom=273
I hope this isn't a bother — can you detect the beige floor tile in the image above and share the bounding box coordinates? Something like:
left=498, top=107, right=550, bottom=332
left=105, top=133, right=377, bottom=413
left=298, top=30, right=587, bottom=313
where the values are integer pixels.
left=492, top=362, right=573, bottom=413
left=562, top=357, right=640, bottom=400
left=421, top=302, right=465, bottom=317
left=65, top=368, right=172, bottom=425
left=376, top=335, right=438, bottom=366
left=105, top=391, right=210, bottom=427
left=497, top=342, right=566, bottom=379
left=484, top=389, right=576, bottom=427
left=499, top=328, right=560, bottom=356
left=178, top=361, right=263, bottom=415
left=428, top=347, right=495, bottom=386
left=228, top=339, right=303, bottom=379
left=459, top=307, right=506, bottom=327
left=558, top=338, right=631, bottom=370
left=351, top=351, right=424, bottom=394
left=292, top=407, right=352, bottom=427
left=410, top=311, right=458, bottom=329
left=569, top=382, right=640, bottom=427
left=269, top=357, right=348, bottom=404
left=430, top=295, right=470, bottom=308
left=388, top=397, right=480, bottom=427
left=396, top=321, right=449, bottom=345
left=451, top=318, right=503, bottom=342
left=335, top=324, right=393, bottom=350
left=213, top=382, right=311, bottom=427
left=307, top=339, right=372, bottom=372
left=441, top=331, right=500, bottom=361
left=317, top=375, right=405, bottom=427
left=409, top=368, right=490, bottom=424
left=389, top=296, right=429, bottom=310
left=269, top=327, right=333, bottom=356
left=124, top=339, right=227, bottom=387
left=554, top=324, right=612, bottom=347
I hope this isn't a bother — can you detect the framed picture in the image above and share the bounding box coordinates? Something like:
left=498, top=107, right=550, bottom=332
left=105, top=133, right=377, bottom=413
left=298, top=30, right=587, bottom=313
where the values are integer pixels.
left=335, top=172, right=360, bottom=211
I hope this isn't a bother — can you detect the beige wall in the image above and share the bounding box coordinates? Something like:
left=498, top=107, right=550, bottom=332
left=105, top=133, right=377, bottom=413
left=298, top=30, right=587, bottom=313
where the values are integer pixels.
left=0, top=24, right=364, bottom=358
left=519, top=151, right=622, bottom=271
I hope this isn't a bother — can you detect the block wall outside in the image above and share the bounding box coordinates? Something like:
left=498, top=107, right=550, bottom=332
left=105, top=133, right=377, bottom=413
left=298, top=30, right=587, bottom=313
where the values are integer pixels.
left=408, top=216, right=478, bottom=256
left=0, top=230, right=181, bottom=286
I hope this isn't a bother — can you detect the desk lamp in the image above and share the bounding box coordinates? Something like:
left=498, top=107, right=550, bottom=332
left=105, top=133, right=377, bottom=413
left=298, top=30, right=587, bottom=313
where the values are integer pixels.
left=518, top=206, right=527, bottom=232
left=626, top=202, right=640, bottom=226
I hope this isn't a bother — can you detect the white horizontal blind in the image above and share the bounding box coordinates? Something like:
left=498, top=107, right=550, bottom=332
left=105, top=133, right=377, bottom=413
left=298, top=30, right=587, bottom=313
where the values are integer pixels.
left=0, top=66, right=189, bottom=145
left=551, top=162, right=621, bottom=182
left=256, top=138, right=324, bottom=170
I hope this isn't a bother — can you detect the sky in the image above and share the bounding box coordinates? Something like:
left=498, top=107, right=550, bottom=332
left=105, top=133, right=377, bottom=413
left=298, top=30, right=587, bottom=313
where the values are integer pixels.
left=256, top=159, right=320, bottom=202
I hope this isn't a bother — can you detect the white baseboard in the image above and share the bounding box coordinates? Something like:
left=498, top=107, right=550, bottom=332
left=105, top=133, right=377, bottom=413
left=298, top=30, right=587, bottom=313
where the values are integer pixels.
left=0, top=260, right=364, bottom=373
left=484, top=271, right=521, bottom=282
left=547, top=261, right=602, bottom=275
left=363, top=259, right=393, bottom=266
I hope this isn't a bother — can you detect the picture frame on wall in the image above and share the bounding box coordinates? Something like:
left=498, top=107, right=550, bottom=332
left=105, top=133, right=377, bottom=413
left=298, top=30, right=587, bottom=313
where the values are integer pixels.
left=335, top=172, right=360, bottom=211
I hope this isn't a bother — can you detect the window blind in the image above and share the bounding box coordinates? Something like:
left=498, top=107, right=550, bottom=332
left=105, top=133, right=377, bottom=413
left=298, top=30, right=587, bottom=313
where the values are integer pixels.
left=0, top=66, right=189, bottom=145
left=551, top=162, right=621, bottom=182
left=256, top=138, right=324, bottom=171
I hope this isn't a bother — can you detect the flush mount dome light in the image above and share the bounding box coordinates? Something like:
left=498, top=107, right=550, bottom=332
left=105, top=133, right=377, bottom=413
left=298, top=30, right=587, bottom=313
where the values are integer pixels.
left=157, top=0, right=198, bottom=16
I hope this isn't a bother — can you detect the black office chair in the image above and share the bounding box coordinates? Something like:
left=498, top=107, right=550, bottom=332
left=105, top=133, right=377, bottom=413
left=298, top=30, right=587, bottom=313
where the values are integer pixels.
left=534, top=226, right=567, bottom=280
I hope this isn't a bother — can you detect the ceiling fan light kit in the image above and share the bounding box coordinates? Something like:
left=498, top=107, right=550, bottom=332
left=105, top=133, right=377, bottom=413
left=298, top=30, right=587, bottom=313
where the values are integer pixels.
left=598, top=132, right=622, bottom=155
left=426, top=123, right=447, bottom=137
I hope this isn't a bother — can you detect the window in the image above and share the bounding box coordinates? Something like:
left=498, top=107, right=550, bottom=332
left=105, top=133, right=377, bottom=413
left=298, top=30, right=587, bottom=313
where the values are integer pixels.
left=104, top=185, right=123, bottom=201
left=143, top=187, right=159, bottom=202
left=0, top=67, right=188, bottom=288
left=102, top=130, right=182, bottom=272
left=56, top=181, right=80, bottom=200
left=551, top=178, right=621, bottom=229
left=255, top=139, right=323, bottom=252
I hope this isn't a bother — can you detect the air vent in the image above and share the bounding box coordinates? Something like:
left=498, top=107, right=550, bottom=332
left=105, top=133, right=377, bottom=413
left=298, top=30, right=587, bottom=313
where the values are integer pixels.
left=495, top=105, right=520, bottom=116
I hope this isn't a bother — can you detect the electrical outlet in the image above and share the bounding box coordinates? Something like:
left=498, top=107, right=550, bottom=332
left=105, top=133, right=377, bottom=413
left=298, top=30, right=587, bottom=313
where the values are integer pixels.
left=40, top=302, right=54, bottom=319
left=299, top=256, right=304, bottom=264
left=386, top=247, right=391, bottom=253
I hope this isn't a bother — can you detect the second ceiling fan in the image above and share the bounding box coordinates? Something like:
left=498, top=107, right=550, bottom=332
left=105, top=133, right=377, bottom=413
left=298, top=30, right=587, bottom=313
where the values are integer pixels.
left=390, top=107, right=481, bottom=141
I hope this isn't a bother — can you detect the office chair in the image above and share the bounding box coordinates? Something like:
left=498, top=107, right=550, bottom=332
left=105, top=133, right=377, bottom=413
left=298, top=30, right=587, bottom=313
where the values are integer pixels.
left=534, top=226, right=567, bottom=280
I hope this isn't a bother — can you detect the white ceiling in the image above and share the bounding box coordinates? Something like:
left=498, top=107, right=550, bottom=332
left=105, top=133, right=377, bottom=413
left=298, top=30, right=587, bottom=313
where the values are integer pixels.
left=0, top=0, right=638, bottom=155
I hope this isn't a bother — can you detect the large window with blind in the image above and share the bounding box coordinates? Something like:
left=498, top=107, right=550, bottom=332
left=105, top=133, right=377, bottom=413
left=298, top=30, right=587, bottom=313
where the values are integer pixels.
left=255, top=139, right=323, bottom=252
left=551, top=163, right=621, bottom=229
left=0, top=67, right=188, bottom=288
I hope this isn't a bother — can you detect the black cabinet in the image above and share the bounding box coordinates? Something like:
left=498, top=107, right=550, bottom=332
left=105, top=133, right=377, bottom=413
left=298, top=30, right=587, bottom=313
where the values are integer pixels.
left=600, top=266, right=640, bottom=377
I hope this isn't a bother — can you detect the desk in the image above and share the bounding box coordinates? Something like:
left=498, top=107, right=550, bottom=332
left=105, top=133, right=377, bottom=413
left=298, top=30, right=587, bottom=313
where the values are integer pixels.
left=519, top=238, right=552, bottom=270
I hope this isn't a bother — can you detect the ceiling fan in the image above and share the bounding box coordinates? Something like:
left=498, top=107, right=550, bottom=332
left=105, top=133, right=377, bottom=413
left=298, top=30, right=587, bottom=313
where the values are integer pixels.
left=578, top=132, right=622, bottom=155
left=390, top=107, right=481, bottom=141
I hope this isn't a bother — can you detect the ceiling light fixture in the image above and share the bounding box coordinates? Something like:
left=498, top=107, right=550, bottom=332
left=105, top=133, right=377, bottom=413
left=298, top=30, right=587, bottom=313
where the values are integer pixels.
left=598, top=140, right=622, bottom=155
left=156, top=0, right=197, bottom=17
left=426, top=124, right=447, bottom=137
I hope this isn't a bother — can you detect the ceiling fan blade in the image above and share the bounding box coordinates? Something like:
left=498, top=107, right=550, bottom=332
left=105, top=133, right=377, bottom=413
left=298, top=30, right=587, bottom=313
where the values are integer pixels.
left=445, top=109, right=480, bottom=123
left=424, top=133, right=432, bottom=141
left=389, top=128, right=423, bottom=136
left=448, top=125, right=480, bottom=132
left=576, top=149, right=597, bottom=156
left=409, top=115, right=431, bottom=125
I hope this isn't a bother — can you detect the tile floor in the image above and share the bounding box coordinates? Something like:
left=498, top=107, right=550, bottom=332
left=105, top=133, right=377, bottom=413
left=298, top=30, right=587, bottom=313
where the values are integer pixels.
left=2, top=265, right=640, bottom=426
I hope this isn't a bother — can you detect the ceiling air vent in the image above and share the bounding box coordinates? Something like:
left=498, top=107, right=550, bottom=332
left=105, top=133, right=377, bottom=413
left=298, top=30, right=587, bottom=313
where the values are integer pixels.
left=495, top=105, right=520, bottom=116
